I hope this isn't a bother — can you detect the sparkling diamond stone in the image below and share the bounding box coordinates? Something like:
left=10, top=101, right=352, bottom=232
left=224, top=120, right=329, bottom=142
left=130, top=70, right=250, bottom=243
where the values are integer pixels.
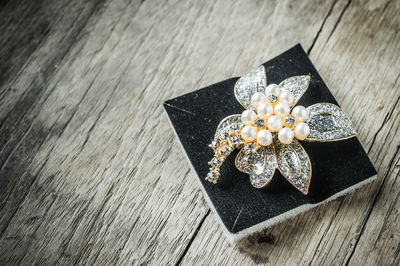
left=268, top=94, right=278, bottom=103
left=209, top=157, right=221, bottom=167
left=207, top=171, right=218, bottom=181
left=228, top=136, right=240, bottom=146
left=230, top=123, right=241, bottom=133
left=219, top=146, right=230, bottom=156
left=284, top=115, right=296, bottom=126
left=220, top=131, right=229, bottom=140
left=254, top=118, right=265, bottom=128
left=237, top=160, right=250, bottom=171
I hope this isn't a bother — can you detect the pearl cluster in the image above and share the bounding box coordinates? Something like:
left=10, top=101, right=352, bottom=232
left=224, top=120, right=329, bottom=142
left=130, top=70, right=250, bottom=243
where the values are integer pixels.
left=240, top=84, right=310, bottom=145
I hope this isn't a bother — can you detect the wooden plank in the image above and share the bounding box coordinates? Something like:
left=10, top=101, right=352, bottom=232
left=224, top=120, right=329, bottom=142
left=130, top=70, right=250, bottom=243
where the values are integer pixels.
left=0, top=0, right=107, bottom=213
left=0, top=0, right=106, bottom=125
left=180, top=0, right=400, bottom=265
left=0, top=0, right=213, bottom=264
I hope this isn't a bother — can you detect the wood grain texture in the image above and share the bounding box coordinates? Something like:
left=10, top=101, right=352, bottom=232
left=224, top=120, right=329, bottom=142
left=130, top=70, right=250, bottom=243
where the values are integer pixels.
left=0, top=0, right=399, bottom=265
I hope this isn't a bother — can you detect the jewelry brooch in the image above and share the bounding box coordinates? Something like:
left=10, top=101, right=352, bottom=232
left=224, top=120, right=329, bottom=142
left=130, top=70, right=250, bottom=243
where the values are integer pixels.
left=206, top=66, right=356, bottom=194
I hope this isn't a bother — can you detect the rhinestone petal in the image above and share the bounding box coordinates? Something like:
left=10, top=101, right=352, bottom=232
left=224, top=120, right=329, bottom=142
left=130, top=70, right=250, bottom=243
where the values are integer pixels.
left=305, top=103, right=356, bottom=141
left=274, top=138, right=311, bottom=194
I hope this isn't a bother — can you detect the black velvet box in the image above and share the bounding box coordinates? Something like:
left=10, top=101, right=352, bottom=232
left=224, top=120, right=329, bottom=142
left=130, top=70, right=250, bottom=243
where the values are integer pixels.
left=163, top=44, right=377, bottom=242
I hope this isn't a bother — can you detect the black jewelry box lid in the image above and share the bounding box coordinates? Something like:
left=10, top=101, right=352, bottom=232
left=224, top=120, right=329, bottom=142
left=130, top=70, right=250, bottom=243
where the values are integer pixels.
left=163, top=44, right=377, bottom=242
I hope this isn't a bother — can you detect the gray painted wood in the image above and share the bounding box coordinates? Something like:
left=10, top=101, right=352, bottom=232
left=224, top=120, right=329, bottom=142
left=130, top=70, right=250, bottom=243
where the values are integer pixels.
left=0, top=0, right=398, bottom=265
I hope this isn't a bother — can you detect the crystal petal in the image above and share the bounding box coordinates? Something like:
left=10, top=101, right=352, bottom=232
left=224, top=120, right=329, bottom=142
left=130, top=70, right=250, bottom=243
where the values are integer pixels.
left=305, top=103, right=357, bottom=141
left=274, top=138, right=311, bottom=194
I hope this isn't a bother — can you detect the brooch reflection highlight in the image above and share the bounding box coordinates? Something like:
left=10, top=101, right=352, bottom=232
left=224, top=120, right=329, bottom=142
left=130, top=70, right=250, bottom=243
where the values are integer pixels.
left=206, top=66, right=356, bottom=194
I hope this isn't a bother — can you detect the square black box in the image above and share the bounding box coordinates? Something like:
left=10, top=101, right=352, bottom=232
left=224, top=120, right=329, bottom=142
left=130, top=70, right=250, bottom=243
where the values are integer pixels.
left=164, top=44, right=377, bottom=242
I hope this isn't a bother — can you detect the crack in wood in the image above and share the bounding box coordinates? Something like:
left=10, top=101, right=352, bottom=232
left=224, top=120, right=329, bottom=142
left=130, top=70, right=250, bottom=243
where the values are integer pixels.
left=326, top=0, right=352, bottom=43
left=175, top=209, right=211, bottom=266
left=310, top=200, right=344, bottom=264
left=345, top=145, right=400, bottom=264
left=368, top=87, right=400, bottom=154
left=16, top=193, right=58, bottom=265
left=373, top=170, right=400, bottom=247
left=307, top=0, right=338, bottom=55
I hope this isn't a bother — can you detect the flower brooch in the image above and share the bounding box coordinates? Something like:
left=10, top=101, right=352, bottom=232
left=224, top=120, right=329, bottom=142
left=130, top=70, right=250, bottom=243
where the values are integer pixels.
left=206, top=66, right=356, bottom=194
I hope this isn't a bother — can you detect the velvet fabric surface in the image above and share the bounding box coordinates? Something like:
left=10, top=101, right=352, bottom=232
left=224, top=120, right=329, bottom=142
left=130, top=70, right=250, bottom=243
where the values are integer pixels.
left=163, top=44, right=377, bottom=234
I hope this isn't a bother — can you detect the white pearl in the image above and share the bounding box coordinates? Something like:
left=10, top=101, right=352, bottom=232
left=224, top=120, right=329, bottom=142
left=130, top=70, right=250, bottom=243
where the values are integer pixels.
left=294, top=122, right=310, bottom=140
left=274, top=102, right=290, bottom=117
left=257, top=102, right=273, bottom=119
left=292, top=106, right=309, bottom=121
left=241, top=125, right=257, bottom=141
left=280, top=91, right=295, bottom=106
left=241, top=110, right=257, bottom=125
left=250, top=92, right=266, bottom=109
left=267, top=115, right=283, bottom=132
left=257, top=130, right=272, bottom=146
left=266, top=84, right=281, bottom=96
left=278, top=127, right=294, bottom=144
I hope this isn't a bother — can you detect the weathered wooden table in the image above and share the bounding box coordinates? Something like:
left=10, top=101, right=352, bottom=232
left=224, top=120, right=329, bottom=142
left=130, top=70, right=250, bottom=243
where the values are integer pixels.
left=0, top=0, right=399, bottom=265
